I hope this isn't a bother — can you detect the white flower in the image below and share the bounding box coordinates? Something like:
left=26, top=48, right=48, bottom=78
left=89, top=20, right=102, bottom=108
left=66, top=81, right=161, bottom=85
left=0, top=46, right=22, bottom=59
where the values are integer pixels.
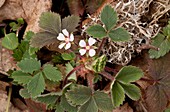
left=57, top=29, right=74, bottom=50
left=79, top=37, right=96, bottom=57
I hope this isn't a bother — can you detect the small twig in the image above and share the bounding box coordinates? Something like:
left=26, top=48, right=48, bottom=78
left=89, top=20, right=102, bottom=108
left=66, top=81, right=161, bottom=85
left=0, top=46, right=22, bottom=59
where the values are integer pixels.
left=136, top=44, right=159, bottom=53
left=97, top=38, right=107, bottom=56
left=6, top=87, right=12, bottom=112
left=99, top=71, right=114, bottom=81
left=62, top=64, right=84, bottom=87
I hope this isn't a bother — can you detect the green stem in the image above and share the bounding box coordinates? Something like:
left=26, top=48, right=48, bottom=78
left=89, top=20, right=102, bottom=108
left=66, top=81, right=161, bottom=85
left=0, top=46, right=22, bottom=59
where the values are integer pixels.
left=6, top=87, right=12, bottom=112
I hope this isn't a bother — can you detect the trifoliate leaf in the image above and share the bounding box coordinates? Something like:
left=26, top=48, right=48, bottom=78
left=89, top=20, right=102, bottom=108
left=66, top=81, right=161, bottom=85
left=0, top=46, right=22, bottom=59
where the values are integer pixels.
left=111, top=81, right=125, bottom=107
left=19, top=88, right=31, bottom=99
left=65, top=85, right=91, bottom=106
left=61, top=52, right=75, bottom=61
left=120, top=83, right=141, bottom=100
left=78, top=97, right=98, bottom=112
left=2, top=33, right=18, bottom=50
left=11, top=70, right=32, bottom=85
left=17, top=58, right=41, bottom=74
left=115, top=66, right=143, bottom=84
left=93, top=91, right=113, bottom=112
left=149, top=33, right=170, bottom=59
left=36, top=93, right=59, bottom=105
left=108, top=28, right=130, bottom=41
left=62, top=15, right=80, bottom=33
left=66, top=63, right=77, bottom=81
left=86, top=25, right=107, bottom=38
left=39, top=12, right=61, bottom=34
left=100, top=5, right=117, bottom=31
left=30, top=32, right=57, bottom=48
left=60, top=95, right=77, bottom=112
left=42, top=64, right=62, bottom=82
left=27, top=72, right=45, bottom=98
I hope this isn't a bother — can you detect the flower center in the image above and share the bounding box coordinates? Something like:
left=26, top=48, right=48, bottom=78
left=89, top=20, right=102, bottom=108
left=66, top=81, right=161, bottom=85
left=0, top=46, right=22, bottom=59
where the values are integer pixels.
left=86, top=45, right=90, bottom=50
left=65, top=37, right=70, bottom=43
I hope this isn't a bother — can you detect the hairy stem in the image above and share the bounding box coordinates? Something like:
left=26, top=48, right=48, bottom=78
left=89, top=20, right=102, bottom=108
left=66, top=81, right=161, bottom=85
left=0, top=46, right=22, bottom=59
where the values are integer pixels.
left=62, top=64, right=84, bottom=87
left=100, top=71, right=114, bottom=81
left=97, top=38, right=107, bottom=56
left=86, top=73, right=94, bottom=93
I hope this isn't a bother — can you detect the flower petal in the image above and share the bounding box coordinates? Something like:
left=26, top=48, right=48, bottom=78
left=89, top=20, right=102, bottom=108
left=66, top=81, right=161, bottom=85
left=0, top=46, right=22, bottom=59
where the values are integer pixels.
left=79, top=49, right=86, bottom=56
left=89, top=49, right=96, bottom=57
left=79, top=40, right=86, bottom=47
left=70, top=33, right=74, bottom=41
left=58, top=43, right=66, bottom=49
left=65, top=43, right=71, bottom=50
left=57, top=33, right=65, bottom=41
left=62, top=29, right=69, bottom=37
left=88, top=37, right=96, bottom=46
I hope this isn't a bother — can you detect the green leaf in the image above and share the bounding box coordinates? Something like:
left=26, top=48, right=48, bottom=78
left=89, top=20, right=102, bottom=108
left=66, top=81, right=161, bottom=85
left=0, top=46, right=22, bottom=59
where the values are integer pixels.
left=65, top=85, right=91, bottom=106
left=120, top=83, right=141, bottom=100
left=92, top=55, right=107, bottom=72
left=115, top=66, right=143, bottom=84
left=111, top=81, right=125, bottom=107
left=108, top=28, right=130, bottom=41
left=86, top=25, right=107, bottom=38
left=17, top=58, right=41, bottom=74
left=61, top=52, right=75, bottom=60
left=78, top=97, right=98, bottom=112
left=55, top=104, right=65, bottom=112
left=9, top=22, right=19, bottom=31
left=27, top=72, right=45, bottom=97
left=149, top=33, right=170, bottom=59
left=2, top=33, right=18, bottom=50
left=11, top=70, right=32, bottom=85
left=39, top=12, right=61, bottom=34
left=30, top=32, right=57, bottom=48
left=60, top=95, right=77, bottom=112
left=19, top=88, right=31, bottom=99
left=24, top=31, right=35, bottom=41
left=62, top=15, right=80, bottom=33
left=42, top=64, right=62, bottom=81
left=101, top=5, right=117, bottom=31
left=93, top=91, right=113, bottom=112
left=17, top=18, right=24, bottom=24
left=36, top=93, right=59, bottom=105
left=66, top=63, right=77, bottom=81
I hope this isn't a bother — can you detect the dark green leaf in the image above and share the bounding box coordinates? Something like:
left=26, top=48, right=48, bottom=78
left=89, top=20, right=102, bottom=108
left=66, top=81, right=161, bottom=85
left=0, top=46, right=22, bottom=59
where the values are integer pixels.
left=101, top=5, right=117, bottom=31
left=108, top=28, right=130, bottom=41
left=27, top=72, right=45, bottom=97
left=30, top=32, right=57, bottom=48
left=62, top=15, right=80, bottom=33
left=39, top=12, right=61, bottom=34
left=36, top=93, right=59, bottom=105
left=24, top=31, right=35, bottom=41
left=93, top=91, right=113, bottom=112
left=65, top=85, right=91, bottom=106
left=149, top=33, right=170, bottom=59
left=60, top=95, right=77, bottom=112
left=111, top=81, right=125, bottom=107
left=17, top=58, right=41, bottom=74
left=78, top=97, right=98, bottom=112
left=61, top=52, right=75, bottom=60
left=43, top=64, right=62, bottom=81
left=86, top=25, right=107, bottom=38
left=120, top=83, right=141, bottom=100
left=11, top=70, right=32, bottom=85
left=19, top=88, right=31, bottom=99
left=115, top=66, right=143, bottom=84
left=2, top=33, right=18, bottom=50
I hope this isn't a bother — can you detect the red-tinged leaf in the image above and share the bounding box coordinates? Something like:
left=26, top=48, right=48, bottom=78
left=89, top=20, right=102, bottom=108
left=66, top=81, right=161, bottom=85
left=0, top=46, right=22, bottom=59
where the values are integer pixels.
left=146, top=53, right=170, bottom=112
left=146, top=85, right=168, bottom=112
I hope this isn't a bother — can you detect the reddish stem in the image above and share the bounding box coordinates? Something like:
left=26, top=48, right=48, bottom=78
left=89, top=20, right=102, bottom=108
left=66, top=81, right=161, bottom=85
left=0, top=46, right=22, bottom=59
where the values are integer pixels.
left=62, top=64, right=84, bottom=87
left=100, top=71, right=114, bottom=81
left=97, top=38, right=106, bottom=56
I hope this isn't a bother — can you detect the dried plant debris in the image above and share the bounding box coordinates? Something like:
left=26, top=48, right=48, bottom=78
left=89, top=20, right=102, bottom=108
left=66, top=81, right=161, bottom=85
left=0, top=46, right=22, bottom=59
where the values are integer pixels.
left=83, top=0, right=170, bottom=65
left=0, top=0, right=52, bottom=33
